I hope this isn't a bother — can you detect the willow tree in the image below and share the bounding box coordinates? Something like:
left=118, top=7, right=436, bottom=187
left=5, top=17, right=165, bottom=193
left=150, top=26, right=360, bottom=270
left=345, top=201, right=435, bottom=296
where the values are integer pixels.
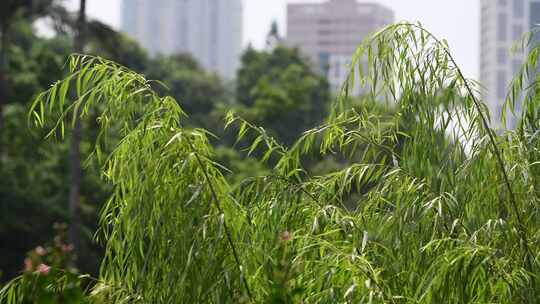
left=2, top=23, right=540, bottom=303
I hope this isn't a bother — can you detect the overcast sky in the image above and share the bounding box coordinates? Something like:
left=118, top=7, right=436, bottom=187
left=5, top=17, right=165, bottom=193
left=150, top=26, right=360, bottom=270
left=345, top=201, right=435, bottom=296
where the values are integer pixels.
left=65, top=0, right=480, bottom=79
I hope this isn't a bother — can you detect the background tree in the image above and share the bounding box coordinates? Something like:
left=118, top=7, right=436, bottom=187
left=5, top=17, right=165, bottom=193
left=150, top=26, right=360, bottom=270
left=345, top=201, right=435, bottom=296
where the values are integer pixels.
left=67, top=0, right=86, bottom=263
left=0, top=17, right=72, bottom=282
left=146, top=53, right=229, bottom=129
left=0, top=2, right=149, bottom=281
left=265, top=20, right=283, bottom=49
left=235, top=46, right=330, bottom=145
left=0, top=0, right=61, bottom=136
left=0, top=2, right=233, bottom=282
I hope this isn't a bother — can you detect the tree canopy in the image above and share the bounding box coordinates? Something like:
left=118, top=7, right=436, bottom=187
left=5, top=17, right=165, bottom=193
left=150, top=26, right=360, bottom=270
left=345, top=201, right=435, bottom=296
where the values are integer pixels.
left=235, top=46, right=330, bottom=145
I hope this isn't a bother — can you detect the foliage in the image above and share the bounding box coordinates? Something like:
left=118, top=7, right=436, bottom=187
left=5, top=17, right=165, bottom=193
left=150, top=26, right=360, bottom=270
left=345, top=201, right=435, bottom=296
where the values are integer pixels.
left=0, top=223, right=89, bottom=303
left=84, top=21, right=150, bottom=72
left=0, top=0, right=61, bottom=29
left=235, top=46, right=330, bottom=145
left=213, top=146, right=270, bottom=186
left=6, top=21, right=69, bottom=105
left=146, top=53, right=229, bottom=128
left=0, top=22, right=110, bottom=280
left=0, top=12, right=229, bottom=282
left=5, top=22, right=540, bottom=303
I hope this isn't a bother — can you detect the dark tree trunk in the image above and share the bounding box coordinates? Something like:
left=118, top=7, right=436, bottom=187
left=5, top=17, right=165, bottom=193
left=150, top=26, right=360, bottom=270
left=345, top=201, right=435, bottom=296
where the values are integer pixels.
left=68, top=0, right=86, bottom=256
left=0, top=23, right=8, bottom=152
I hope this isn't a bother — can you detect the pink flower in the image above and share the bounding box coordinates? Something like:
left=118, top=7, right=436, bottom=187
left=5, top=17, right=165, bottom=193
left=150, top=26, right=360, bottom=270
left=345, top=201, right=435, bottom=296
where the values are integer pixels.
left=35, top=246, right=46, bottom=256
left=280, top=231, right=293, bottom=242
left=24, top=258, right=33, bottom=272
left=62, top=244, right=74, bottom=252
left=36, top=264, right=50, bottom=275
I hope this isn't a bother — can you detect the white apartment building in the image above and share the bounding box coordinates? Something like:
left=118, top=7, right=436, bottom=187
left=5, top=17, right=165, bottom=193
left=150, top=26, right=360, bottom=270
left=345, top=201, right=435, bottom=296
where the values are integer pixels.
left=122, top=0, right=243, bottom=79
left=480, top=0, right=540, bottom=128
left=287, top=0, right=394, bottom=93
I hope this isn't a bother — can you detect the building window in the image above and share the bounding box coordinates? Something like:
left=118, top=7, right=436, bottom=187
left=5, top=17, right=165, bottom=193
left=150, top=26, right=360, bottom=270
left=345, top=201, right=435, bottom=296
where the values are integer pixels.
left=302, top=7, right=317, bottom=15
left=319, top=52, right=330, bottom=75
left=513, top=24, right=523, bottom=41
left=497, top=71, right=507, bottom=99
left=530, top=3, right=540, bottom=50
left=335, top=61, right=341, bottom=78
left=497, top=47, right=507, bottom=65
left=498, top=13, right=507, bottom=41
left=513, top=0, right=524, bottom=18
left=531, top=3, right=540, bottom=28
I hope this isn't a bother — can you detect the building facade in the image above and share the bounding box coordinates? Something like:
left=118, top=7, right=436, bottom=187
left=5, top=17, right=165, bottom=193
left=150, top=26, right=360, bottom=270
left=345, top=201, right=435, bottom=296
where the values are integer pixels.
left=480, top=0, right=540, bottom=128
left=286, top=0, right=394, bottom=92
left=121, top=0, right=243, bottom=79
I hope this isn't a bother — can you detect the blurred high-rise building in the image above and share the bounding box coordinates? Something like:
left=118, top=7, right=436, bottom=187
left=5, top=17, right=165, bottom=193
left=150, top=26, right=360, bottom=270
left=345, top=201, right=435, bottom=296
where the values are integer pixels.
left=122, top=0, right=243, bottom=79
left=286, top=0, right=394, bottom=92
left=480, top=0, right=540, bottom=128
